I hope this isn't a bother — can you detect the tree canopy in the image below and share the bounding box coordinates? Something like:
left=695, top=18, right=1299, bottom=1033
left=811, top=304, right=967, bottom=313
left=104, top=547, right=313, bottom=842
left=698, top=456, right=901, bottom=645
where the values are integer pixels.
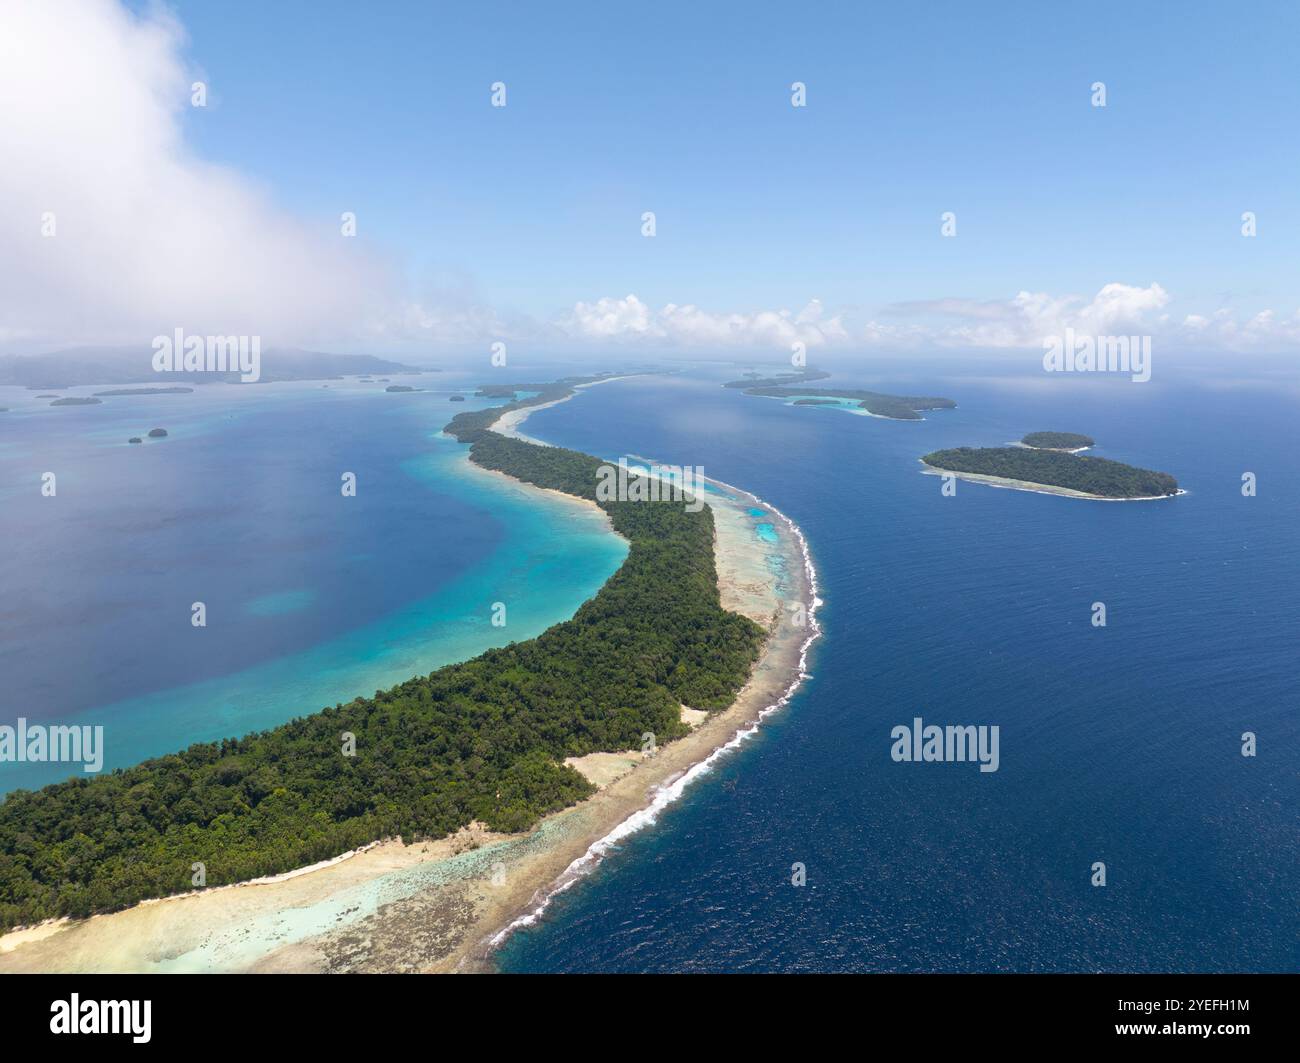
left=922, top=447, right=1178, bottom=498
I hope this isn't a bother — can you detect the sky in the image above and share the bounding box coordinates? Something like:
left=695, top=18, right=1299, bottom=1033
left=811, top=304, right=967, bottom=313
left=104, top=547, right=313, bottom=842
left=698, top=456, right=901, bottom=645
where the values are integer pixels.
left=3, top=0, right=1299, bottom=361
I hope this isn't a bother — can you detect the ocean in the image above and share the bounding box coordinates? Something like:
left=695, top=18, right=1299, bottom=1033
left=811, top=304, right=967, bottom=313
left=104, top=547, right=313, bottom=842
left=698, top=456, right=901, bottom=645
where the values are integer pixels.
left=494, top=364, right=1300, bottom=973
left=3, top=362, right=1296, bottom=973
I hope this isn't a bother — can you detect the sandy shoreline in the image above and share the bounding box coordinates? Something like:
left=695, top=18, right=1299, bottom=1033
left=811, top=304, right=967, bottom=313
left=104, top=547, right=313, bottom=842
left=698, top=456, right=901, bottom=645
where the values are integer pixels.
left=1009, top=441, right=1092, bottom=454
left=0, top=376, right=818, bottom=974
left=919, top=461, right=1184, bottom=501
left=492, top=375, right=637, bottom=446
left=760, top=393, right=924, bottom=422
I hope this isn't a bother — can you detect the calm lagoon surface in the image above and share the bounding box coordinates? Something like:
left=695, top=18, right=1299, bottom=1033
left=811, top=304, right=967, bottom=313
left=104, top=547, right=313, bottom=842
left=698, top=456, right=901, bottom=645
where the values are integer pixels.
left=0, top=376, right=625, bottom=793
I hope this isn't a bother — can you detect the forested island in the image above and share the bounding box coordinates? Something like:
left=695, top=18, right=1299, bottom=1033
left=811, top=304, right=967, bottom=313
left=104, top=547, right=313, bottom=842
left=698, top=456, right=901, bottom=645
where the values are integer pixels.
left=922, top=447, right=1179, bottom=498
left=723, top=369, right=831, bottom=389
left=94, top=387, right=194, bottom=397
left=0, top=377, right=765, bottom=931
left=723, top=369, right=955, bottom=420
left=1020, top=431, right=1094, bottom=451
left=1, top=348, right=425, bottom=389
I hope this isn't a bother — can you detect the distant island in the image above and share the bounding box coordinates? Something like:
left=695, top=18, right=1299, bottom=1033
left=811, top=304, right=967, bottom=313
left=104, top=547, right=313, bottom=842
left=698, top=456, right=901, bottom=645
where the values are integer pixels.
left=49, top=397, right=102, bottom=406
left=723, top=369, right=955, bottom=421
left=385, top=384, right=419, bottom=393
left=922, top=446, right=1179, bottom=499
left=2, top=347, right=426, bottom=389
left=94, top=386, right=194, bottom=397
left=723, top=369, right=831, bottom=389
left=449, top=394, right=466, bottom=401
left=1020, top=431, right=1094, bottom=452
left=128, top=437, right=142, bottom=444
left=147, top=428, right=168, bottom=438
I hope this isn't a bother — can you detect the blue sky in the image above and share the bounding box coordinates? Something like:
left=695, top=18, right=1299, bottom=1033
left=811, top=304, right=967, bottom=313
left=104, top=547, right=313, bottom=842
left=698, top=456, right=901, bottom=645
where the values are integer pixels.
left=5, top=1, right=1299, bottom=357
left=166, top=1, right=1300, bottom=317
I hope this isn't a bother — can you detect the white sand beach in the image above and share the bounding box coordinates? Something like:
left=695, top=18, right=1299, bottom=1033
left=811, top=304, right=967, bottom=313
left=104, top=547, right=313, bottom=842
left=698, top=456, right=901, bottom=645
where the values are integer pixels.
left=920, top=461, right=1184, bottom=501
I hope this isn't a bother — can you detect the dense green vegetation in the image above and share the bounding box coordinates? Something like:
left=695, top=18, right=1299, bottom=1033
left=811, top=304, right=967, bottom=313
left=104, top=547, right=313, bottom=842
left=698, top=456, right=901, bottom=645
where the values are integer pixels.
left=750, top=387, right=956, bottom=420
left=723, top=369, right=955, bottom=420
left=922, top=447, right=1179, bottom=497
left=0, top=380, right=765, bottom=931
left=1021, top=431, right=1094, bottom=450
left=722, top=369, right=831, bottom=389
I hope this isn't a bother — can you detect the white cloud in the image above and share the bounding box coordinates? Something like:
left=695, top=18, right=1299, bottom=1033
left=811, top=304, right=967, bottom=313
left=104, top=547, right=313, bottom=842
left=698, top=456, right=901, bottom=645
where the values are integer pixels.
left=1176, top=307, right=1300, bottom=349
left=560, top=295, right=849, bottom=348
left=877, top=282, right=1172, bottom=349
left=874, top=283, right=1300, bottom=353
left=0, top=0, right=395, bottom=349
left=555, top=284, right=1300, bottom=356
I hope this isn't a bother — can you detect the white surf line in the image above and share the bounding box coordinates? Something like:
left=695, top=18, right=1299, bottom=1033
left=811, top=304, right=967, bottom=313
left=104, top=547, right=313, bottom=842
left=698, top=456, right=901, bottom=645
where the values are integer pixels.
left=1007, top=441, right=1093, bottom=454
left=486, top=471, right=822, bottom=950
left=919, top=462, right=1185, bottom=501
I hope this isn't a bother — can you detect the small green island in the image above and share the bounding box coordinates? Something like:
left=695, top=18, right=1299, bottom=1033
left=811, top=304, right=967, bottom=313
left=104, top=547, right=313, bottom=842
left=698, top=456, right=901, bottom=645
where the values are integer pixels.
left=94, top=387, right=194, bottom=397
left=385, top=384, right=418, bottom=393
left=1020, top=431, right=1094, bottom=452
left=147, top=427, right=168, bottom=438
left=49, top=397, right=102, bottom=406
left=724, top=370, right=956, bottom=421
left=723, top=369, right=831, bottom=389
left=922, top=444, right=1179, bottom=499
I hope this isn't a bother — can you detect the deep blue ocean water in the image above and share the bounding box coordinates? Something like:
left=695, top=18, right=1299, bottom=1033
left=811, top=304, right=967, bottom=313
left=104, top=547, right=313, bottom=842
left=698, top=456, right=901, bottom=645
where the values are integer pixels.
left=496, top=364, right=1300, bottom=973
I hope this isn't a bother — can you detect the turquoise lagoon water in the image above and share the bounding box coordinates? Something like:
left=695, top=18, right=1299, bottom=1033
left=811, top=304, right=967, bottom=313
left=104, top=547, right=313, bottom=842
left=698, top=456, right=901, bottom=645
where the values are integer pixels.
left=0, top=377, right=626, bottom=793
left=773, top=394, right=873, bottom=415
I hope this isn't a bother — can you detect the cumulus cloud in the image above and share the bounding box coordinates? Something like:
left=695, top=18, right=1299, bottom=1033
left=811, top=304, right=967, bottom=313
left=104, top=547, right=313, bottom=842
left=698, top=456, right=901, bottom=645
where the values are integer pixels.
left=877, top=283, right=1173, bottom=349
left=0, top=0, right=397, bottom=349
left=873, top=282, right=1300, bottom=353
left=1177, top=307, right=1300, bottom=349
left=560, top=295, right=850, bottom=348
left=556, top=284, right=1300, bottom=355
left=556, top=285, right=1180, bottom=352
